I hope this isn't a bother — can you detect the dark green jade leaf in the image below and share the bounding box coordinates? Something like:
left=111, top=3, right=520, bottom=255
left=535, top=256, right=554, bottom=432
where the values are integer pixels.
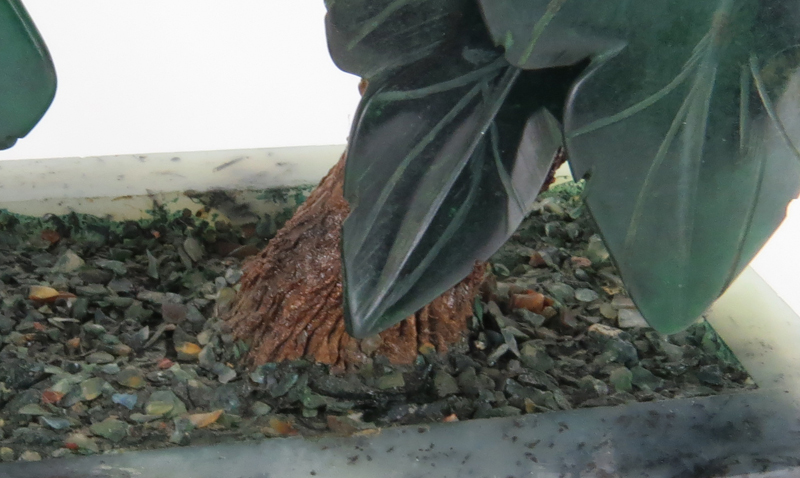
left=325, top=0, right=476, bottom=79
left=482, top=0, right=800, bottom=333
left=0, top=0, right=56, bottom=150
left=478, top=0, right=626, bottom=70
left=341, top=42, right=582, bottom=338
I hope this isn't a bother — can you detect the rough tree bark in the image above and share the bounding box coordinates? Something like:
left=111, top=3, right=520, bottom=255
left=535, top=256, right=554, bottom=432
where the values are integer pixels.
left=226, top=68, right=566, bottom=370
left=226, top=152, right=485, bottom=370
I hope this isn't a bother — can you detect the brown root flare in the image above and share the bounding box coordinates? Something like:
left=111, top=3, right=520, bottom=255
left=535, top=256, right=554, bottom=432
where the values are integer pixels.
left=226, top=153, right=485, bottom=370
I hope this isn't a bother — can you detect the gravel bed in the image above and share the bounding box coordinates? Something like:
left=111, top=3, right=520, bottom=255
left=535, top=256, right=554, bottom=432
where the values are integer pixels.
left=0, top=183, right=754, bottom=462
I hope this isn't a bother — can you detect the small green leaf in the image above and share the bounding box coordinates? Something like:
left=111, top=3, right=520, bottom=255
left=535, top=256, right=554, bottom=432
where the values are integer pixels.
left=0, top=0, right=57, bottom=149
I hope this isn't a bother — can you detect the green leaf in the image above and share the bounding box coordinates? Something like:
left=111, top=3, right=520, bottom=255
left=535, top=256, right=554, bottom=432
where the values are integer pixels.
left=325, top=0, right=477, bottom=79
left=0, top=0, right=57, bottom=149
left=489, top=0, right=800, bottom=333
left=478, top=0, right=627, bottom=70
left=341, top=44, right=581, bottom=338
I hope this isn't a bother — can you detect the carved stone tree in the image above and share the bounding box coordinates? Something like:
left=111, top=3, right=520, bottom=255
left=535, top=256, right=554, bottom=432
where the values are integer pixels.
left=225, top=150, right=486, bottom=370
left=228, top=0, right=800, bottom=370
left=225, top=132, right=567, bottom=371
left=225, top=1, right=579, bottom=371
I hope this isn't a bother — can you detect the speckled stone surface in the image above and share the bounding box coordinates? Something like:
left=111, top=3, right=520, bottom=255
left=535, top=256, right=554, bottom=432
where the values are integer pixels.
left=3, top=269, right=800, bottom=478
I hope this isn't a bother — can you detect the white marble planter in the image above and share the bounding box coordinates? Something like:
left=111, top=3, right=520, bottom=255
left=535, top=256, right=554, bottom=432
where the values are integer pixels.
left=1, top=146, right=798, bottom=478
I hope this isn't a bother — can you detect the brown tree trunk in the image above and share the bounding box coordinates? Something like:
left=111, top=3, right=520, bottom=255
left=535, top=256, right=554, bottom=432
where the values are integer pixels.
left=226, top=152, right=485, bottom=370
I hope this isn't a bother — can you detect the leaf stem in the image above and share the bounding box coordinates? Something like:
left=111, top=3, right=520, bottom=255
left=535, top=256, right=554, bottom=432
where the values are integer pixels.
left=346, top=81, right=485, bottom=268
left=383, top=145, right=484, bottom=311
left=675, top=50, right=717, bottom=283
left=490, top=122, right=527, bottom=217
left=723, top=66, right=767, bottom=291
left=518, top=0, right=569, bottom=66
left=738, top=66, right=750, bottom=156
left=346, top=0, right=416, bottom=51
left=359, top=67, right=521, bottom=322
left=750, top=55, right=800, bottom=165
left=623, top=62, right=705, bottom=252
left=374, top=58, right=507, bottom=102
left=569, top=34, right=710, bottom=139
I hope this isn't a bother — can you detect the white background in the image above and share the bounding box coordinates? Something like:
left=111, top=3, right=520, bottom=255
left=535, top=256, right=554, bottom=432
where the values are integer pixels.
left=1, top=0, right=798, bottom=315
left=0, top=0, right=362, bottom=160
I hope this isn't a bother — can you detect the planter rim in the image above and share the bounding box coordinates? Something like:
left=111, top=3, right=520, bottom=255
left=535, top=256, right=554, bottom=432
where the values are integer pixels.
left=0, top=144, right=347, bottom=203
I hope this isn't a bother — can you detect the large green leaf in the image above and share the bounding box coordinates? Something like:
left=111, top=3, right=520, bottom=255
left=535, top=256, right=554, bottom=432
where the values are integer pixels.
left=0, top=0, right=56, bottom=150
left=325, top=0, right=476, bottom=79
left=480, top=0, right=800, bottom=333
left=341, top=41, right=582, bottom=337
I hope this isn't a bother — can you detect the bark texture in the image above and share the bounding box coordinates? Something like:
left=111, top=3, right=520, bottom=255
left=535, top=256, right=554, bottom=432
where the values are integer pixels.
left=226, top=153, right=485, bottom=369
